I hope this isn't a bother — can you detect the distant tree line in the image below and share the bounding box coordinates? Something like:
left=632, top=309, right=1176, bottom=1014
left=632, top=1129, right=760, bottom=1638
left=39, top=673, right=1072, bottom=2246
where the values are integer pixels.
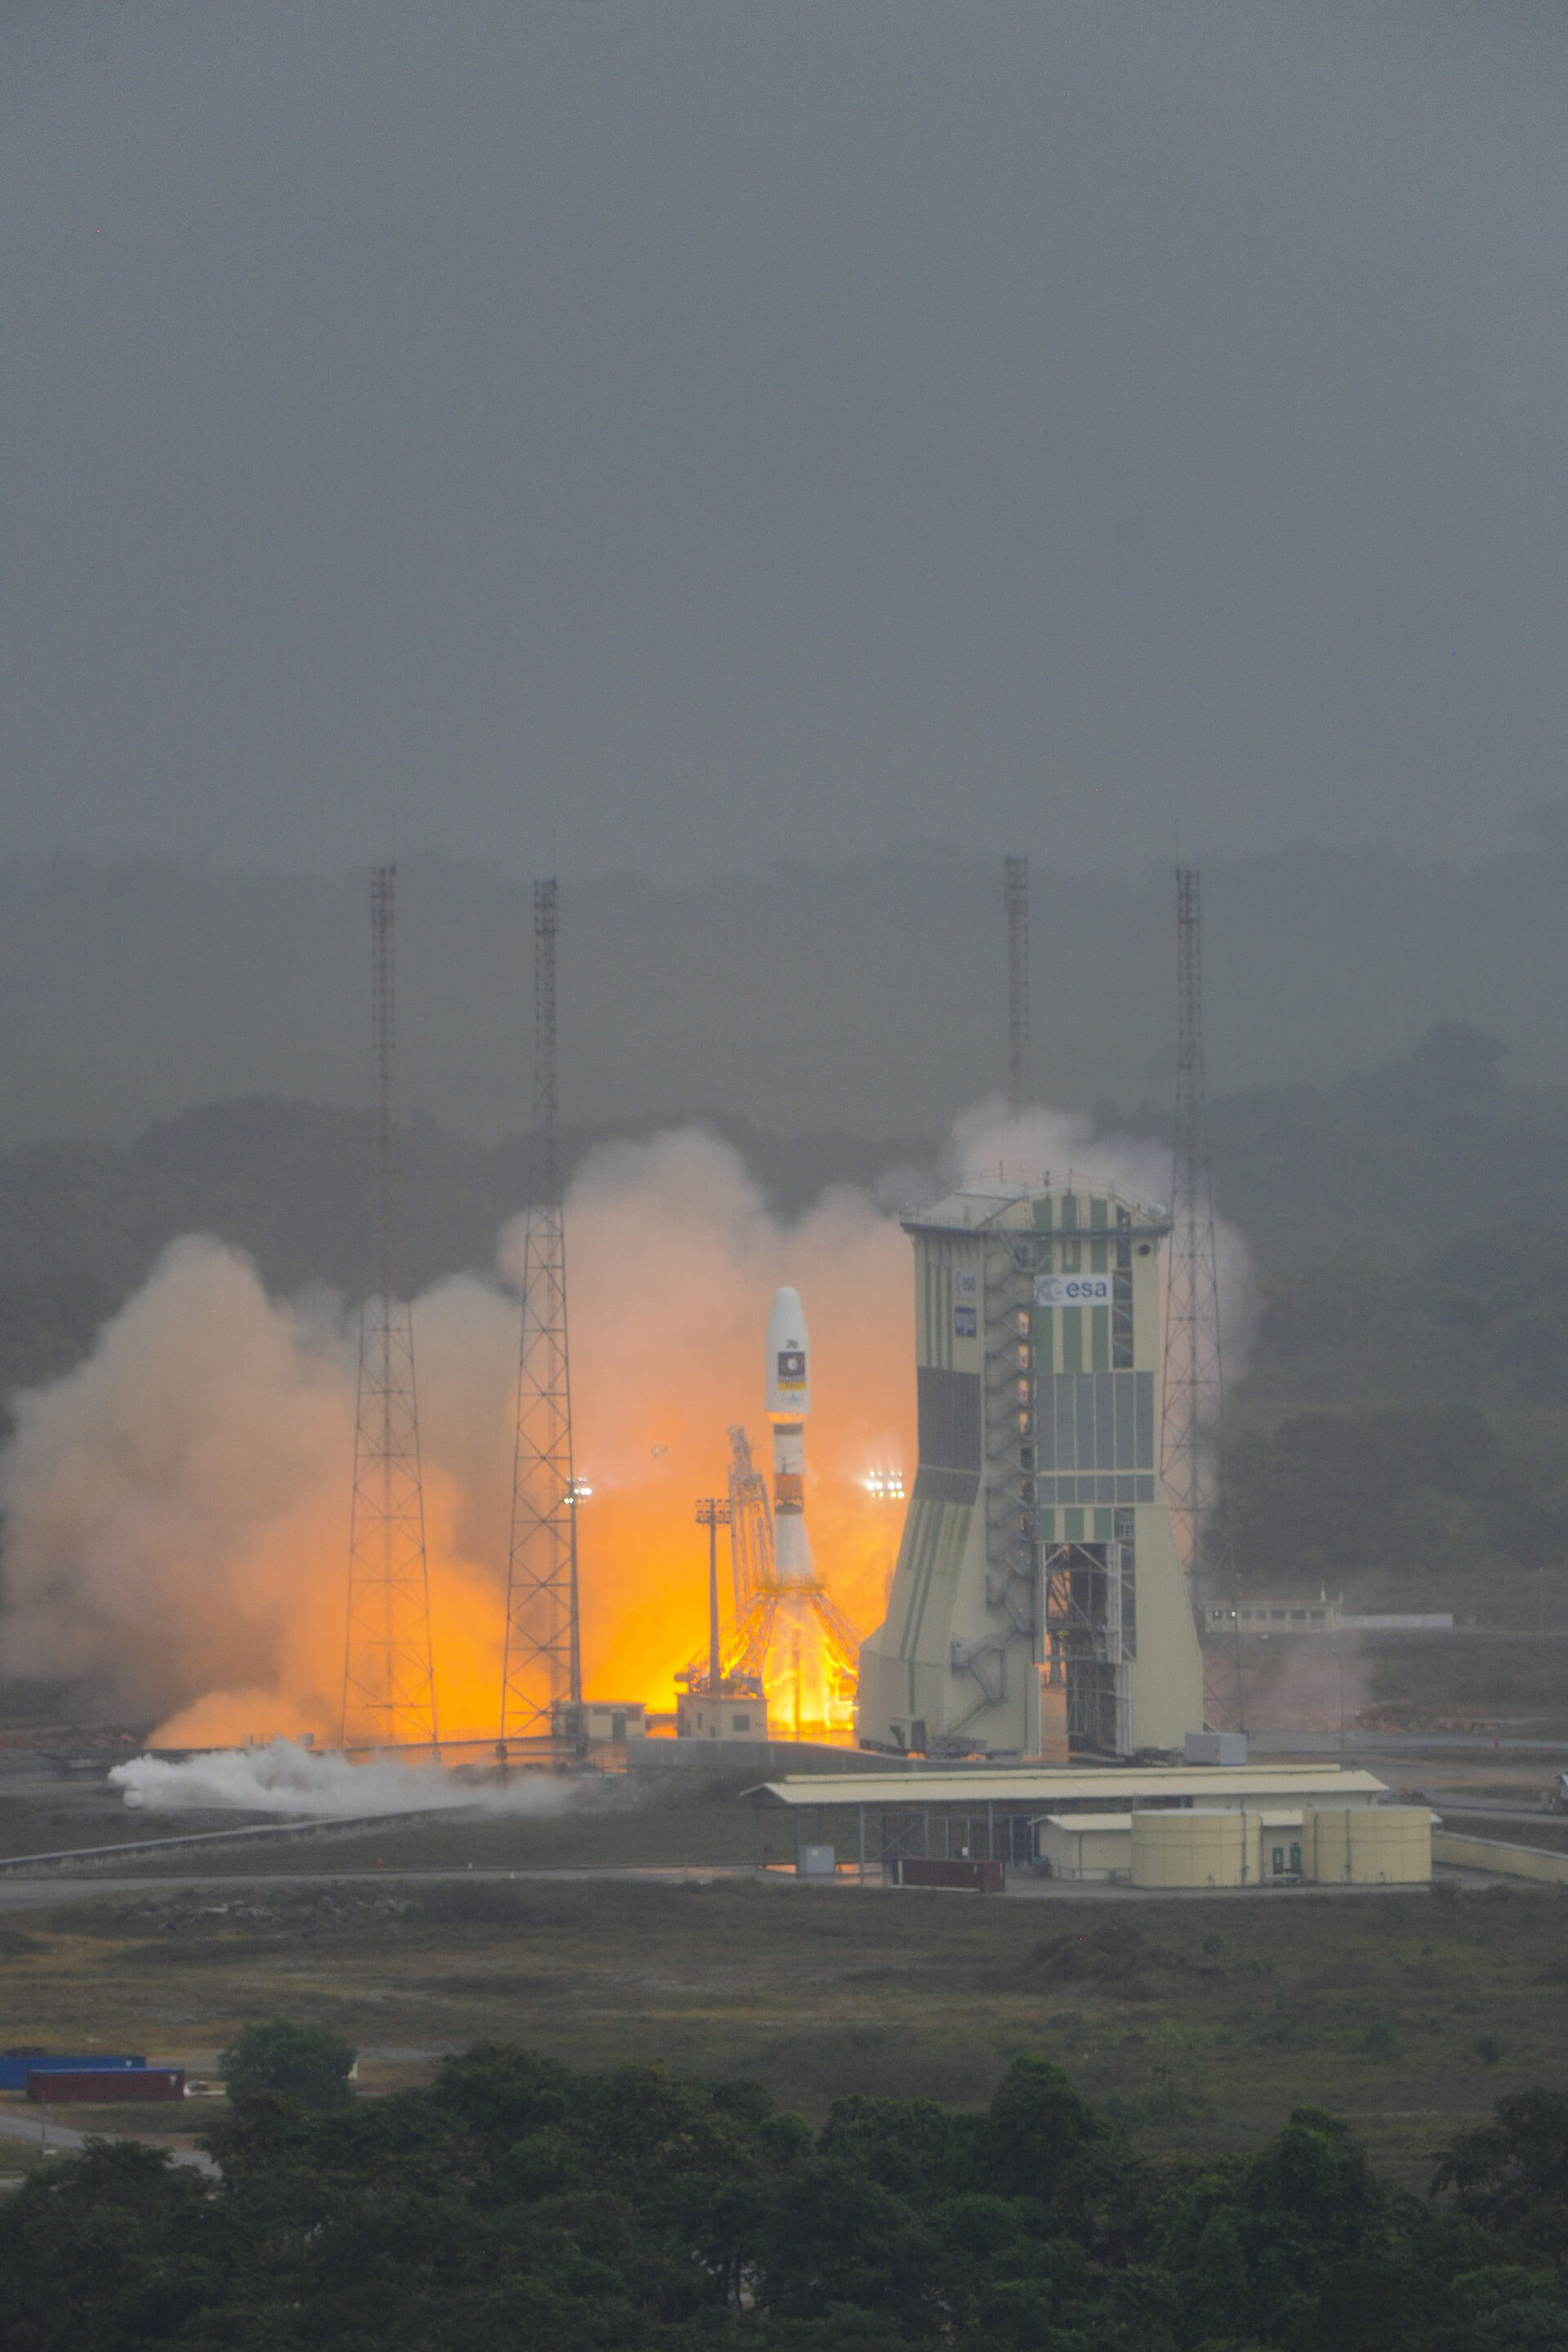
left=1243, top=1227, right=1568, bottom=1413
left=1223, top=1403, right=1566, bottom=1591
left=2, top=2037, right=1566, bottom=2350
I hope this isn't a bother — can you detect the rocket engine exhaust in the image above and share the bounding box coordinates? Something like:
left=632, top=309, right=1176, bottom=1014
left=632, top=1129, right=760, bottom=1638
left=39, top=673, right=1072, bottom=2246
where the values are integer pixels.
left=680, top=1284, right=862, bottom=1740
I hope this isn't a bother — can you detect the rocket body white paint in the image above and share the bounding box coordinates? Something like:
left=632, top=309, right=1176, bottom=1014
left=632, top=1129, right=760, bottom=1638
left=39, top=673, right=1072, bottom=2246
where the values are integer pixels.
left=764, top=1285, right=812, bottom=1587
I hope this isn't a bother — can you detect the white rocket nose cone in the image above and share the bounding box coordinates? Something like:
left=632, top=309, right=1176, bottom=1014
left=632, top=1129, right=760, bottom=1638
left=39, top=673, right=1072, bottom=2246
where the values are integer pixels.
left=765, top=1285, right=810, bottom=1418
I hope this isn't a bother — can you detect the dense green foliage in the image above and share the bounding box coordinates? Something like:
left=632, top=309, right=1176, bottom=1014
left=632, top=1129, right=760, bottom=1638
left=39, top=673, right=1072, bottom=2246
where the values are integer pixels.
left=1224, top=1403, right=1564, bottom=1587
left=1243, top=1229, right=1568, bottom=1412
left=219, top=2016, right=356, bottom=2113
left=2, top=2045, right=1566, bottom=2349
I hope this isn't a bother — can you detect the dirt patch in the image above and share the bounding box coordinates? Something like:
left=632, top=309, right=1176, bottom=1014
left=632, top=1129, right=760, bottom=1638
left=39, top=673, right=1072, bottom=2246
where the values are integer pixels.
left=1020, top=1922, right=1216, bottom=2002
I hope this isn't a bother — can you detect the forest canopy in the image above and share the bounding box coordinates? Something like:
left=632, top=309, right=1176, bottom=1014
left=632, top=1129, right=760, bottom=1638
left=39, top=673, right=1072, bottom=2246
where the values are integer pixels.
left=2, top=2042, right=1565, bottom=2350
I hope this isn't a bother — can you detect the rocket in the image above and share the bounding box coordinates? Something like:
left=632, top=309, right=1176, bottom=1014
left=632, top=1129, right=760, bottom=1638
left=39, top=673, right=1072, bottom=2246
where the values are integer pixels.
left=765, top=1285, right=812, bottom=1586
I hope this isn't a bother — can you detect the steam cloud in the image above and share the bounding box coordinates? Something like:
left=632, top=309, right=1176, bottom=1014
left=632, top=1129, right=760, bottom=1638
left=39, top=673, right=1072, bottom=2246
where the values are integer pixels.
left=109, top=1736, right=574, bottom=1818
left=946, top=1098, right=1256, bottom=1374
left=0, top=1111, right=1250, bottom=1748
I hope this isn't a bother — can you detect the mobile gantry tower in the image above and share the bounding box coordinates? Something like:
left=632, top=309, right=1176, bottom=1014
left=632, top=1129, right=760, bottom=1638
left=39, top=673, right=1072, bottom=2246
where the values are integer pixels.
left=856, top=1182, right=1204, bottom=1758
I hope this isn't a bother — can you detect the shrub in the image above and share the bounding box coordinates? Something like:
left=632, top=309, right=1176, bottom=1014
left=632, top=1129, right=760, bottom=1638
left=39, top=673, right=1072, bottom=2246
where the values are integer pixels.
left=220, top=2017, right=355, bottom=2111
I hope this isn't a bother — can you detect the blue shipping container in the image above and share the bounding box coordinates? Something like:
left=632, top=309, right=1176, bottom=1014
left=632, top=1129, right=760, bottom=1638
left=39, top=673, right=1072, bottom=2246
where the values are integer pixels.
left=0, top=2055, right=145, bottom=2091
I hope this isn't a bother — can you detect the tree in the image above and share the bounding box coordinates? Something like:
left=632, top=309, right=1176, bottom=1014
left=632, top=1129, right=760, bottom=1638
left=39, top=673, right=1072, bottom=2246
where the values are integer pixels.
left=1434, top=2088, right=1568, bottom=2249
left=985, top=2056, right=1108, bottom=2203
left=220, top=2016, right=356, bottom=2111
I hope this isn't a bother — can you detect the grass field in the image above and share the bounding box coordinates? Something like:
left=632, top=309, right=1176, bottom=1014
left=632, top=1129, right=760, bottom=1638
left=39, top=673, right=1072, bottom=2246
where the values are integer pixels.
left=2, top=1863, right=1566, bottom=2190
left=1, top=1749, right=1565, bottom=2197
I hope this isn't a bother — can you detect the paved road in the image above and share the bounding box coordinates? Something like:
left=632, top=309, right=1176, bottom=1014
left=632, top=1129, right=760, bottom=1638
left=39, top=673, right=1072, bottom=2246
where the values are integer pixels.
left=0, top=1861, right=1455, bottom=1912
left=1250, top=1729, right=1568, bottom=1758
left=1428, top=1801, right=1565, bottom=1825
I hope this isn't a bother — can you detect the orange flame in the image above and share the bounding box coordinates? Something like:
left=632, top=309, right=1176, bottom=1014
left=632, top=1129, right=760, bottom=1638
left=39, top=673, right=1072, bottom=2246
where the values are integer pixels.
left=94, top=1132, right=920, bottom=1747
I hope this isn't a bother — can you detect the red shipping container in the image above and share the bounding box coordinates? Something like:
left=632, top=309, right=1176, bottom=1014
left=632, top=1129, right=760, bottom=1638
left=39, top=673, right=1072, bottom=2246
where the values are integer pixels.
left=27, top=2068, right=185, bottom=2104
left=893, top=1858, right=1005, bottom=1893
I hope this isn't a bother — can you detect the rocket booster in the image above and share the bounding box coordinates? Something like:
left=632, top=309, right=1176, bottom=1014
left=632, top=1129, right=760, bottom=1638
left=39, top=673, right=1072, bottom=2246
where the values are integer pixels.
left=765, top=1285, right=813, bottom=1586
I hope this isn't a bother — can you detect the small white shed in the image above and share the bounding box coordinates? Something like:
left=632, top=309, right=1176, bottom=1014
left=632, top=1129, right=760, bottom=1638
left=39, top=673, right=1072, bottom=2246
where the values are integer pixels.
left=1035, top=1812, right=1134, bottom=1882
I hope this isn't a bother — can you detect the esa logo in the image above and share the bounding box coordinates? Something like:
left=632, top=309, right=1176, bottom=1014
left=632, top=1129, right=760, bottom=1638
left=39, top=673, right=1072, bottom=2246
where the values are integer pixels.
left=1035, top=1274, right=1112, bottom=1307
left=954, top=1304, right=978, bottom=1338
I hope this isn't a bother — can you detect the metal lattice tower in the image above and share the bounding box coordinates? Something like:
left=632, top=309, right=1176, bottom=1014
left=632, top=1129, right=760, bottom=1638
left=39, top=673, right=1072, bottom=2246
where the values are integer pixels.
left=1160, top=868, right=1244, bottom=1726
left=1004, top=853, right=1030, bottom=1117
left=341, top=865, right=439, bottom=1752
left=696, top=1498, right=733, bottom=1697
left=501, top=879, right=581, bottom=1738
left=725, top=1425, right=773, bottom=1615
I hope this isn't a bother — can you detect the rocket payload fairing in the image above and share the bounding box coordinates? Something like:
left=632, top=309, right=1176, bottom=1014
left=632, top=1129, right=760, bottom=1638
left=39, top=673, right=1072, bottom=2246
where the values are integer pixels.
left=764, top=1285, right=812, bottom=1586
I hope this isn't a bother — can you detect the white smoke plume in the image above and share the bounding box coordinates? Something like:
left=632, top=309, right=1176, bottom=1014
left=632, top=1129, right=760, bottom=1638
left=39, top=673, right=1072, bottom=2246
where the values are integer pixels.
left=0, top=1130, right=910, bottom=1742
left=109, top=1736, right=573, bottom=1818
left=0, top=1105, right=1249, bottom=1747
left=946, top=1097, right=1256, bottom=1379
left=0, top=1237, right=511, bottom=1747
left=0, top=1240, right=359, bottom=1737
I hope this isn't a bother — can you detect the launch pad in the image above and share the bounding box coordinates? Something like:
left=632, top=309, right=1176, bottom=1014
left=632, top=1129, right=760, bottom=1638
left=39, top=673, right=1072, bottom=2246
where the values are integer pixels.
left=675, top=1295, right=864, bottom=1745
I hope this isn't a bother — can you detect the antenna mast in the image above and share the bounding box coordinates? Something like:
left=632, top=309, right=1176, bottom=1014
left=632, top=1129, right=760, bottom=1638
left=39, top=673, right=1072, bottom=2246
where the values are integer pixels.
left=1161, top=867, right=1244, bottom=1726
left=1004, top=853, right=1030, bottom=1119
left=341, top=865, right=439, bottom=1751
left=501, top=878, right=581, bottom=1738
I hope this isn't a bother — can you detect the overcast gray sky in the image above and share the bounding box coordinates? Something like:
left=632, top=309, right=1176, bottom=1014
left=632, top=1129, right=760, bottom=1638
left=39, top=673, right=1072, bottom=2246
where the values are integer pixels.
left=3, top=0, right=1566, bottom=880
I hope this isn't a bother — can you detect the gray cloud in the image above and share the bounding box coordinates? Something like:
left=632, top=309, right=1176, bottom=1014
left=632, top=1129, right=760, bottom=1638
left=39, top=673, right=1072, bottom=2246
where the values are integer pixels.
left=3, top=2, right=1566, bottom=880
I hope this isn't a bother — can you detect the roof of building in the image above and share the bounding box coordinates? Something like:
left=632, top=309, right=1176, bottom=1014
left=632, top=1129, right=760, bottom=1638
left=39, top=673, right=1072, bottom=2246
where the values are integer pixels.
left=904, top=1181, right=1169, bottom=1240
left=746, top=1766, right=1390, bottom=1808
left=1038, top=1812, right=1134, bottom=1833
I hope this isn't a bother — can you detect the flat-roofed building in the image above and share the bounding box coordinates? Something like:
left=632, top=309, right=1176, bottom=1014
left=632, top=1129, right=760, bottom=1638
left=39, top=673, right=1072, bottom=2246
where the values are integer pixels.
left=1205, top=1597, right=1341, bottom=1636
left=675, top=1693, right=768, bottom=1740
left=551, top=1701, right=647, bottom=1744
left=746, top=1762, right=1395, bottom=1878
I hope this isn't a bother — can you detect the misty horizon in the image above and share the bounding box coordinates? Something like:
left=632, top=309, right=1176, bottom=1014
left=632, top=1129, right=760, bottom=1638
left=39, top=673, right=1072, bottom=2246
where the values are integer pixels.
left=0, top=840, right=1566, bottom=1157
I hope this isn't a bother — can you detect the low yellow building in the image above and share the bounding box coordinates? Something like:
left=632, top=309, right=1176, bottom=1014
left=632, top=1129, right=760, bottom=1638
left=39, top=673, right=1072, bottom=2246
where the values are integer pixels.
left=1307, top=1805, right=1432, bottom=1886
left=1126, top=1805, right=1431, bottom=1888
left=1130, top=1808, right=1246, bottom=1887
left=1033, top=1804, right=1432, bottom=1887
left=675, top=1692, right=768, bottom=1741
left=745, top=1763, right=1397, bottom=1878
left=550, top=1701, right=647, bottom=1744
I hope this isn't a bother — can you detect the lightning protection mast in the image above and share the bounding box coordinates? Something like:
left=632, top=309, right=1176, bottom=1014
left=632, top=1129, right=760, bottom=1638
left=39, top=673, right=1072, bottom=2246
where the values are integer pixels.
left=341, top=864, right=439, bottom=1752
left=1160, top=867, right=1244, bottom=1728
left=1004, top=853, right=1031, bottom=1121
left=501, top=878, right=581, bottom=1740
